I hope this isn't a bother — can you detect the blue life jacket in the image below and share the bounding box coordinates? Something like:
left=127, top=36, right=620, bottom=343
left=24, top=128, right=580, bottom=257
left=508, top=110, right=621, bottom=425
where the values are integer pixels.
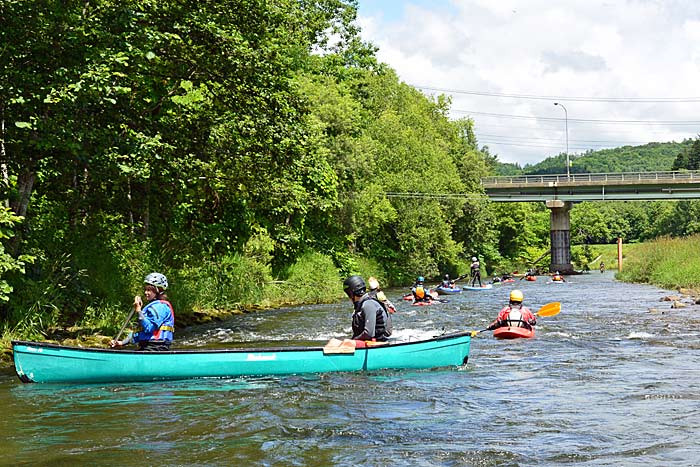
left=133, top=300, right=175, bottom=344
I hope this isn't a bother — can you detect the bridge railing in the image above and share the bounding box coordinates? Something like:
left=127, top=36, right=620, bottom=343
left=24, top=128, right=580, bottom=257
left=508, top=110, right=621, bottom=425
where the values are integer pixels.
left=481, top=170, right=700, bottom=186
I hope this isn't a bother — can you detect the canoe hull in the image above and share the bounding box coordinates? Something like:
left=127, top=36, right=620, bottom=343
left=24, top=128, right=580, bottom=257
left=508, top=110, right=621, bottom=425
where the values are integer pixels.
left=493, top=326, right=535, bottom=340
left=12, top=333, right=471, bottom=384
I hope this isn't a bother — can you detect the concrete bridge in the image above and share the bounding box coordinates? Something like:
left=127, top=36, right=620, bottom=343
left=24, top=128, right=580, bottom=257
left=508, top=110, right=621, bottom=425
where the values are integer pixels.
left=481, top=171, right=700, bottom=273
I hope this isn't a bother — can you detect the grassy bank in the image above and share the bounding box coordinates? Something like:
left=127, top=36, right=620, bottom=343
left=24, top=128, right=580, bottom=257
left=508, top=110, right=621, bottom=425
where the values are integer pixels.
left=615, top=235, right=700, bottom=290
left=572, top=242, right=648, bottom=273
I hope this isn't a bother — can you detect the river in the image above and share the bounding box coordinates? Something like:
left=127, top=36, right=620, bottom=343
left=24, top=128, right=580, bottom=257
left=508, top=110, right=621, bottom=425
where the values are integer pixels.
left=1, top=272, right=699, bottom=466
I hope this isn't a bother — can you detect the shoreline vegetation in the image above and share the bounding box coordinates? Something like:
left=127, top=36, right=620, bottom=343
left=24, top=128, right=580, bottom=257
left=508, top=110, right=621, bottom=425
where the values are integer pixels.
left=4, top=236, right=700, bottom=369
left=6, top=2, right=700, bottom=375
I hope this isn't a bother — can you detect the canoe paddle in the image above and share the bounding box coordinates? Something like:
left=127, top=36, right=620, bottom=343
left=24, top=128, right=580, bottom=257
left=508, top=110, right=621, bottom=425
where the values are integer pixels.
left=113, top=308, right=135, bottom=343
left=470, top=301, right=561, bottom=337
left=112, top=295, right=143, bottom=344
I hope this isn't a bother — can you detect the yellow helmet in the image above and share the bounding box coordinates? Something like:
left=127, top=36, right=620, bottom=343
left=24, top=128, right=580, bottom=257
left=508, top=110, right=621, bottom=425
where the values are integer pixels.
left=368, top=276, right=380, bottom=291
left=510, top=289, right=524, bottom=302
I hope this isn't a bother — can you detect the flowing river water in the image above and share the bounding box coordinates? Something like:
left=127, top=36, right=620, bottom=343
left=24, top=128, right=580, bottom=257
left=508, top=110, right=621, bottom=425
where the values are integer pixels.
left=2, top=272, right=700, bottom=466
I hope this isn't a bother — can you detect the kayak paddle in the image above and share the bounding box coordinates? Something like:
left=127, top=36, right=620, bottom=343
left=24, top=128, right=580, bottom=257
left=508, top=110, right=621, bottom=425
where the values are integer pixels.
left=535, top=301, right=561, bottom=317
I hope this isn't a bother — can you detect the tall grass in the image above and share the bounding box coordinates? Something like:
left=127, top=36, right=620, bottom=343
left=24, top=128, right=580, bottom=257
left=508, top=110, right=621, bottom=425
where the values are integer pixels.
left=267, top=251, right=344, bottom=305
left=616, top=235, right=700, bottom=289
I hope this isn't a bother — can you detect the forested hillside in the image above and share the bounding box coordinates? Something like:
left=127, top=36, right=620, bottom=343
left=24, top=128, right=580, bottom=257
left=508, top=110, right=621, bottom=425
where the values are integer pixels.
left=518, top=140, right=693, bottom=175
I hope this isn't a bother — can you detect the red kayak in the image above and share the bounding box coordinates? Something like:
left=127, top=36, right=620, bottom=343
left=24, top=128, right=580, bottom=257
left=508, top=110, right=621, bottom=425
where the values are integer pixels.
left=493, top=326, right=535, bottom=339
left=403, top=291, right=438, bottom=301
left=525, top=276, right=536, bottom=281
left=412, top=300, right=435, bottom=306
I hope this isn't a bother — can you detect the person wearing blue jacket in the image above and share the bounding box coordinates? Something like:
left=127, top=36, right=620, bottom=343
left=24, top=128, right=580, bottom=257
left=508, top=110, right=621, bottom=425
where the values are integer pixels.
left=110, top=272, right=175, bottom=351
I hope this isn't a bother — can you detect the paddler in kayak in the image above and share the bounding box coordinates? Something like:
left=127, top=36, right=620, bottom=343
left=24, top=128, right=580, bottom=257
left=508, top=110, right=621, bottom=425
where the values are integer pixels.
left=412, top=283, right=433, bottom=304
left=411, top=276, right=431, bottom=303
left=344, top=275, right=393, bottom=346
left=551, top=271, right=566, bottom=282
left=367, top=276, right=397, bottom=314
left=487, top=289, right=537, bottom=331
left=440, top=274, right=455, bottom=289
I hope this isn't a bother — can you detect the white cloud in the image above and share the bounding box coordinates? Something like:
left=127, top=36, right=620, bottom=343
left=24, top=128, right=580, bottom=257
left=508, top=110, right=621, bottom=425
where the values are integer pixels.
left=358, top=0, right=700, bottom=166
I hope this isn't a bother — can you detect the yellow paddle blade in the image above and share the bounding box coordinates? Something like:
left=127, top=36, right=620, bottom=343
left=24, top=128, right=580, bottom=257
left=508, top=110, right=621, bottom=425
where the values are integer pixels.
left=536, top=302, right=561, bottom=317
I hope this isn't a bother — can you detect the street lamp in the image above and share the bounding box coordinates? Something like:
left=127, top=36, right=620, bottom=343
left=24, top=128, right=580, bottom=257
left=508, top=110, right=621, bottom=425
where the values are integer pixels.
left=554, top=102, right=570, bottom=179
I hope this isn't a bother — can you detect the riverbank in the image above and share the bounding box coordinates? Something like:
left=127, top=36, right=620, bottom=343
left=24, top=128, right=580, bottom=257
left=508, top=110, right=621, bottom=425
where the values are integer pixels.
left=5, top=235, right=700, bottom=370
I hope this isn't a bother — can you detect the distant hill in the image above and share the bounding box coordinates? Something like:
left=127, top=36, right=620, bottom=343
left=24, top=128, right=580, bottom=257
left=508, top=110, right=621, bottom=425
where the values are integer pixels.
left=493, top=140, right=695, bottom=175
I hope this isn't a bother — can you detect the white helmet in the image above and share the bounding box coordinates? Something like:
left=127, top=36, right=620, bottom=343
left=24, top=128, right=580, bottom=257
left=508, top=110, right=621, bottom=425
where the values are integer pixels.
left=472, top=257, right=477, bottom=262
left=144, top=272, right=168, bottom=290
left=368, top=276, right=380, bottom=291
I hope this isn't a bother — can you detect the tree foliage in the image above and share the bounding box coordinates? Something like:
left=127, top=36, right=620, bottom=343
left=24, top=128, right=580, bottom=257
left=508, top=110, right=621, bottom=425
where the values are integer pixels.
left=1, top=0, right=497, bottom=332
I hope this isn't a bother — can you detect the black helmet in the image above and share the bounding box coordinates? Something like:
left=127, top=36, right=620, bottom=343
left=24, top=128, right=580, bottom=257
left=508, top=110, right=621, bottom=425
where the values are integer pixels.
left=343, top=275, right=366, bottom=298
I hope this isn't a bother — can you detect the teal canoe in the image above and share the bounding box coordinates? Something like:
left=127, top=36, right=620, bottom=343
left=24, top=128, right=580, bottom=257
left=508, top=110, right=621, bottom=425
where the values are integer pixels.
left=11, top=332, right=472, bottom=384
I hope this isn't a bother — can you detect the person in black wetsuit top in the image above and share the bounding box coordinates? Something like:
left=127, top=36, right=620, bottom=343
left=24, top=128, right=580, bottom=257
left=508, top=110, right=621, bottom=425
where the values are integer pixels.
left=343, top=275, right=393, bottom=345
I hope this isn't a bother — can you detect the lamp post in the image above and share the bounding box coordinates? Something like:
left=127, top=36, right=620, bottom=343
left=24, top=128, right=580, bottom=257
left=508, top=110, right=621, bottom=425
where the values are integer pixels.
left=554, top=102, right=570, bottom=179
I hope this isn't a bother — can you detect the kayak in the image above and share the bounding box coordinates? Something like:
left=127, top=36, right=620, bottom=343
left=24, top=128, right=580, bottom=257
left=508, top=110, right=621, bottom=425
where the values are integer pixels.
left=493, top=326, right=535, bottom=339
left=463, top=284, right=493, bottom=291
left=525, top=276, right=536, bottom=281
left=434, top=286, right=462, bottom=295
left=548, top=280, right=566, bottom=284
left=412, top=300, right=435, bottom=306
left=403, top=291, right=439, bottom=300
left=502, top=278, right=515, bottom=283
left=11, top=333, right=472, bottom=384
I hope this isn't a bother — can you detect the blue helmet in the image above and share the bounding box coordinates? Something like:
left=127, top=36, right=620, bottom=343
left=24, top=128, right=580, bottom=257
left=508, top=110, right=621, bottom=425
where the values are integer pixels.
left=417, top=276, right=425, bottom=283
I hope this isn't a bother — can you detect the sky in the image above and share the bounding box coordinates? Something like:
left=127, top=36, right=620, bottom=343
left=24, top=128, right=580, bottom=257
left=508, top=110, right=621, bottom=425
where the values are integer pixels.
left=355, top=0, right=700, bottom=167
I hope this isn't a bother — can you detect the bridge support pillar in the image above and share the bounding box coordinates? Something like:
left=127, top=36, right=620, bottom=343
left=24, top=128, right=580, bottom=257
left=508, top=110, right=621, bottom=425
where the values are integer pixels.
left=546, top=200, right=574, bottom=274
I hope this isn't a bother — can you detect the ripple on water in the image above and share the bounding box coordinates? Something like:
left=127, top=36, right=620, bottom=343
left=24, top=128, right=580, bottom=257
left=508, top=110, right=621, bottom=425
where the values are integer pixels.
left=5, top=274, right=700, bottom=466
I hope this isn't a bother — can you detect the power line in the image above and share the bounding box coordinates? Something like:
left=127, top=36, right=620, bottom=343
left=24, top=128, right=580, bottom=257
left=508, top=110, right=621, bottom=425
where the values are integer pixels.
left=477, top=133, right=649, bottom=145
left=478, top=140, right=614, bottom=151
left=476, top=121, right=691, bottom=136
left=452, top=109, right=700, bottom=126
left=385, top=192, right=487, bottom=200
left=413, top=85, right=700, bottom=103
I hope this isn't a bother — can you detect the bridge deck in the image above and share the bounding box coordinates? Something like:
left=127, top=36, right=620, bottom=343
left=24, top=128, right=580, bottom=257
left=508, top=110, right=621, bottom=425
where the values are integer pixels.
left=482, top=171, right=700, bottom=201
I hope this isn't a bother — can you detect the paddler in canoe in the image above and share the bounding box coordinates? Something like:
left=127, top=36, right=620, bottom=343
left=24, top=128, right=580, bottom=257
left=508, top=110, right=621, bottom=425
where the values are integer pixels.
left=486, top=289, right=537, bottom=333
left=343, top=275, right=393, bottom=347
left=110, top=272, right=176, bottom=351
left=368, top=276, right=397, bottom=314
